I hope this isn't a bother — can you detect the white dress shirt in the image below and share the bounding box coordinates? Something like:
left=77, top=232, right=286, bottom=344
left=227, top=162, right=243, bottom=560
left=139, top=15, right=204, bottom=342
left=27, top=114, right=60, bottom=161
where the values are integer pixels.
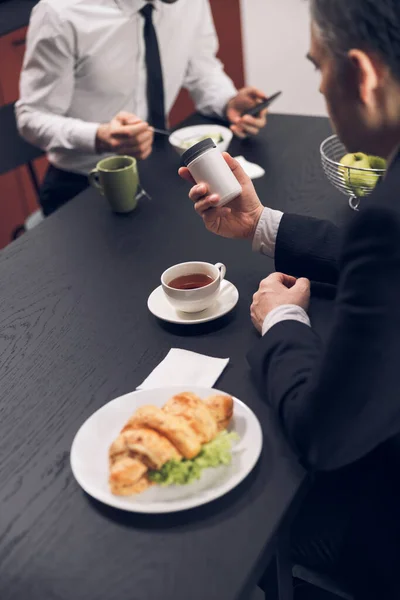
left=15, top=0, right=237, bottom=175
left=252, top=207, right=312, bottom=334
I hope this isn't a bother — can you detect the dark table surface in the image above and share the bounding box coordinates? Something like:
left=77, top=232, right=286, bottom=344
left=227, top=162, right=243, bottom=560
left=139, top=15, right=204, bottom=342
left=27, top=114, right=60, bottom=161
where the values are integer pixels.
left=0, top=0, right=36, bottom=37
left=0, top=114, right=350, bottom=600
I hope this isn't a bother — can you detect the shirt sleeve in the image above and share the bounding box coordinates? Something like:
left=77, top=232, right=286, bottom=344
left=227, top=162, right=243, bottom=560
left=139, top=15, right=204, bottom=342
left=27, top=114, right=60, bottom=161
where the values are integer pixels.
left=183, top=0, right=238, bottom=117
left=252, top=207, right=284, bottom=257
left=15, top=2, right=100, bottom=155
left=262, top=305, right=311, bottom=336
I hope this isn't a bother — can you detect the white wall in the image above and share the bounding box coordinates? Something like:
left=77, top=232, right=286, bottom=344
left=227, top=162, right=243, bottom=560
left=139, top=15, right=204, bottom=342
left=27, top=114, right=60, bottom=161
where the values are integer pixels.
left=240, top=0, right=327, bottom=117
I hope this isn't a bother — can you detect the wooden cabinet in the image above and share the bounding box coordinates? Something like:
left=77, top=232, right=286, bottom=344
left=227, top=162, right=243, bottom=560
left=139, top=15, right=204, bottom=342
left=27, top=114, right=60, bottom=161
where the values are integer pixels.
left=169, top=0, right=245, bottom=127
left=0, top=26, right=47, bottom=249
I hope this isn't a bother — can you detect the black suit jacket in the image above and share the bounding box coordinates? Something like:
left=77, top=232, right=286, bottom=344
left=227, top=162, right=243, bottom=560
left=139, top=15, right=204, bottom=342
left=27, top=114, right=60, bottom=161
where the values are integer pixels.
left=248, top=152, right=400, bottom=473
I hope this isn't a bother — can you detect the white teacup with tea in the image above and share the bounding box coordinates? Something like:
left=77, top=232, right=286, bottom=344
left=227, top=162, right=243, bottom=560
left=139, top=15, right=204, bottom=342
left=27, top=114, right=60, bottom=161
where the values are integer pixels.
left=161, top=261, right=226, bottom=313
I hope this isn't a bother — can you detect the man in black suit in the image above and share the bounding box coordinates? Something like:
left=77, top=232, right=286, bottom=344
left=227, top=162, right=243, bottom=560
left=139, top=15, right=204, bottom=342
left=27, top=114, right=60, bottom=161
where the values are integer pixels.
left=180, top=0, right=400, bottom=597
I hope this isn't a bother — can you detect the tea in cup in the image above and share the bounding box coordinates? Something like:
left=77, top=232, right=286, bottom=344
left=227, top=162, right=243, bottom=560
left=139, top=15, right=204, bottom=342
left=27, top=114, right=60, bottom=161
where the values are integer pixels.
left=161, top=262, right=226, bottom=313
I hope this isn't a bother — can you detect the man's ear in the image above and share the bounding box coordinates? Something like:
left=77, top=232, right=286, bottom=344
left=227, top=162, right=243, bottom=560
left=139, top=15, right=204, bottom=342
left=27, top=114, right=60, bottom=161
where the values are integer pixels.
left=348, top=49, right=381, bottom=105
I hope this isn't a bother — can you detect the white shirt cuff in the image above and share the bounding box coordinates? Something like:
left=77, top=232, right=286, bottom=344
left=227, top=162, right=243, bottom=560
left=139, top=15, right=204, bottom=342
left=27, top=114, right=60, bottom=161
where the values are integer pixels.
left=70, top=121, right=101, bottom=153
left=252, top=207, right=284, bottom=257
left=210, top=85, right=238, bottom=118
left=262, top=304, right=311, bottom=336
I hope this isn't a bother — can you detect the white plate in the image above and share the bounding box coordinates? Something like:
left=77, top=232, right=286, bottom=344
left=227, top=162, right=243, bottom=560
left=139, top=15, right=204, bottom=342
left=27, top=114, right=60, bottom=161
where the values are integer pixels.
left=169, top=124, right=233, bottom=156
left=70, top=386, right=263, bottom=513
left=148, top=280, right=239, bottom=325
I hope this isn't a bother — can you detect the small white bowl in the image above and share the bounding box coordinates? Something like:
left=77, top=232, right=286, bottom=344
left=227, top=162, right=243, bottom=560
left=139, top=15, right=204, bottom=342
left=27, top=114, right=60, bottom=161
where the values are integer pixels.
left=169, top=124, right=233, bottom=156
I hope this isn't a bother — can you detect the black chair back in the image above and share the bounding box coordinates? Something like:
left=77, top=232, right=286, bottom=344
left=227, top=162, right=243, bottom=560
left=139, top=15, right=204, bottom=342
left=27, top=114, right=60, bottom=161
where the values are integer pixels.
left=292, top=565, right=353, bottom=599
left=0, top=102, right=43, bottom=176
left=0, top=102, right=45, bottom=241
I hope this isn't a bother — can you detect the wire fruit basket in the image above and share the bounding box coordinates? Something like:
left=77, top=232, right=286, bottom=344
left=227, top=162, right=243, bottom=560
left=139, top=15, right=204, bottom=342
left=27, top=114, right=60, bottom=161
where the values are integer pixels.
left=320, top=135, right=386, bottom=210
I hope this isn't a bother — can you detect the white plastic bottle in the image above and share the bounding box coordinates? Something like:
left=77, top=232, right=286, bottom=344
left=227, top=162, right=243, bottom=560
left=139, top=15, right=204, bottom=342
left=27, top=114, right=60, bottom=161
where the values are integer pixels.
left=182, top=138, right=242, bottom=207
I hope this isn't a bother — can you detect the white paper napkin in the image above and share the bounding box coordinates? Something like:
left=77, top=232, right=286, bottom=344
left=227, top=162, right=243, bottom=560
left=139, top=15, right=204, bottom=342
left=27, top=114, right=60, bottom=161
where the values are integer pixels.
left=137, top=348, right=229, bottom=390
left=233, top=155, right=265, bottom=179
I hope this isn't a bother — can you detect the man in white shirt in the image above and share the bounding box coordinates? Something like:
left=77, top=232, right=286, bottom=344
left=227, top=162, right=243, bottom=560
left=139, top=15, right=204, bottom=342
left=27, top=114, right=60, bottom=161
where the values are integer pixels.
left=16, top=0, right=268, bottom=216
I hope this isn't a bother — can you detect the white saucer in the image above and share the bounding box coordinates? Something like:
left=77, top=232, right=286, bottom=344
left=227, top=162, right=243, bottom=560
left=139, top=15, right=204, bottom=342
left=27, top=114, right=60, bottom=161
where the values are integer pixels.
left=148, top=280, right=239, bottom=325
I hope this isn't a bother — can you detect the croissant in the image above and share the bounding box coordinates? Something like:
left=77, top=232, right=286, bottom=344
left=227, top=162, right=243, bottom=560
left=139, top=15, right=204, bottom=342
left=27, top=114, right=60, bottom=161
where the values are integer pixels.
left=109, top=456, right=148, bottom=496
left=127, top=405, right=201, bottom=459
left=203, top=395, right=234, bottom=432
left=163, top=392, right=218, bottom=443
left=109, top=392, right=233, bottom=496
left=123, top=427, right=182, bottom=470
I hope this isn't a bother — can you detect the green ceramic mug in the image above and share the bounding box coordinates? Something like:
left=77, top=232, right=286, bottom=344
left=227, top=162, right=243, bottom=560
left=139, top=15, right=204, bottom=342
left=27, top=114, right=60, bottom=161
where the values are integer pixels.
left=89, top=155, right=141, bottom=213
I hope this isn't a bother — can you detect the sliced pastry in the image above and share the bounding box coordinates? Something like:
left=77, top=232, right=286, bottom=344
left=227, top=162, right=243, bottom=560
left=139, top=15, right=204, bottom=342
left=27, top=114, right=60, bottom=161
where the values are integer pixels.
left=163, top=392, right=217, bottom=443
left=127, top=405, right=202, bottom=459
left=203, top=394, right=234, bottom=431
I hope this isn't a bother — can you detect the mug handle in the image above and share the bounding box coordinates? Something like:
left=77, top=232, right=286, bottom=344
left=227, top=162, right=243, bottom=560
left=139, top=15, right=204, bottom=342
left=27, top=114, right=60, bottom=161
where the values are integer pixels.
left=214, top=263, right=226, bottom=281
left=88, top=169, right=104, bottom=195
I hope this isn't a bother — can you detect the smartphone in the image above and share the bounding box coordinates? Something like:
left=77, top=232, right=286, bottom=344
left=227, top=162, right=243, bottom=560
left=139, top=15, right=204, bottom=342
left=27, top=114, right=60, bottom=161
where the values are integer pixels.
left=244, top=91, right=282, bottom=117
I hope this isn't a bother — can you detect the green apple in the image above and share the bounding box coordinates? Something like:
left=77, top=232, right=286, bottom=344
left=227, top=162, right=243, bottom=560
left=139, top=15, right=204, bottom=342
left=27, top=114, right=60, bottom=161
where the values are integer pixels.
left=369, top=155, right=387, bottom=170
left=339, top=152, right=384, bottom=197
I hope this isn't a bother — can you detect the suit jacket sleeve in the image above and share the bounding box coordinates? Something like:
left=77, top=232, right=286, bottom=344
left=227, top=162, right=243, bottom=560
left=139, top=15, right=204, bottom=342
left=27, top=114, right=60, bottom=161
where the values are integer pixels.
left=275, top=213, right=341, bottom=285
left=249, top=205, right=400, bottom=471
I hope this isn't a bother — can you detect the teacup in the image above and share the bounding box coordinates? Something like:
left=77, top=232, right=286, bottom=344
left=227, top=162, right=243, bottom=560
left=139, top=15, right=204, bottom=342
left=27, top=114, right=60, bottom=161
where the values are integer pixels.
left=161, top=261, right=226, bottom=313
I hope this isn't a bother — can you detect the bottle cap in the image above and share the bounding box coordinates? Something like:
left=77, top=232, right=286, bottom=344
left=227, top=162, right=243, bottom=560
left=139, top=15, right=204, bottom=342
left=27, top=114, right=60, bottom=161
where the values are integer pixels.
left=181, top=138, right=216, bottom=167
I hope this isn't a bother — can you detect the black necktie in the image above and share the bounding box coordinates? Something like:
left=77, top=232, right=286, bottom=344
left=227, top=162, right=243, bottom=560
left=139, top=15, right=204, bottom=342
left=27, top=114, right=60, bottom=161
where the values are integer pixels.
left=140, top=4, right=166, bottom=130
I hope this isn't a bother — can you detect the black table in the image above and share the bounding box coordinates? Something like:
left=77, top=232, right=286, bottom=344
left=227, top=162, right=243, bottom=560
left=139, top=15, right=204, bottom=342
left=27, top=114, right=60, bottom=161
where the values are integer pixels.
left=0, top=114, right=349, bottom=600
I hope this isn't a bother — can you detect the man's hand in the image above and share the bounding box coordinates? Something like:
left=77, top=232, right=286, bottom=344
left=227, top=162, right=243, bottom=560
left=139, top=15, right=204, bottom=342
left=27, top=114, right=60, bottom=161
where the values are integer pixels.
left=179, top=153, right=264, bottom=240
left=226, top=87, right=268, bottom=138
left=251, top=273, right=311, bottom=333
left=96, top=111, right=154, bottom=160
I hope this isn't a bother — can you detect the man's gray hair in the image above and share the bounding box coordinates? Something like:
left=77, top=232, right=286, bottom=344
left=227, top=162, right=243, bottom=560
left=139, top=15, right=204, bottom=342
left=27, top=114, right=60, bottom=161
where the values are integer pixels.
left=310, top=0, right=400, bottom=80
